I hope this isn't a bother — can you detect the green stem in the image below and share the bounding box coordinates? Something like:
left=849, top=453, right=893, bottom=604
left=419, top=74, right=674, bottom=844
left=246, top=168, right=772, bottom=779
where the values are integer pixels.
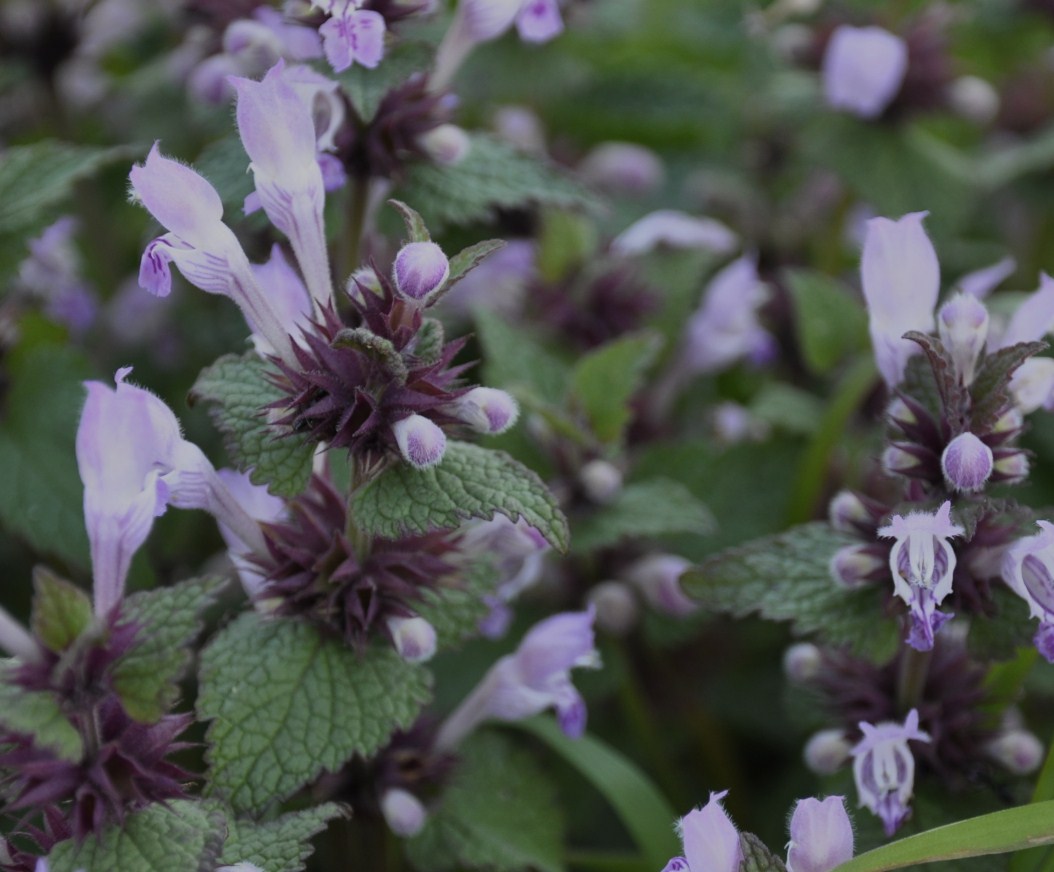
left=341, top=175, right=371, bottom=285
left=896, top=647, right=932, bottom=714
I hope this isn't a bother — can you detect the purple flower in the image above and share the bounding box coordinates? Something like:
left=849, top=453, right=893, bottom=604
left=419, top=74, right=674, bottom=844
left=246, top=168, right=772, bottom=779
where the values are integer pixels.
left=446, top=387, right=519, bottom=434
left=851, top=709, right=930, bottom=836
left=623, top=554, right=697, bottom=616
left=579, top=142, right=664, bottom=196
left=861, top=212, right=940, bottom=387
left=215, top=468, right=287, bottom=600
left=435, top=608, right=599, bottom=749
left=878, top=501, right=963, bottom=650
left=392, top=414, right=447, bottom=468
left=786, top=796, right=854, bottom=872
left=17, top=216, right=98, bottom=336
left=954, top=256, right=1015, bottom=299
left=941, top=432, right=993, bottom=492
left=516, top=0, right=564, bottom=43
left=611, top=210, right=738, bottom=256
left=231, top=60, right=333, bottom=308
left=681, top=255, right=773, bottom=374
left=663, top=791, right=741, bottom=872
left=822, top=25, right=908, bottom=119
left=320, top=3, right=386, bottom=72
left=77, top=368, right=266, bottom=616
left=1003, top=521, right=1054, bottom=662
left=248, top=244, right=314, bottom=355
left=129, top=143, right=297, bottom=364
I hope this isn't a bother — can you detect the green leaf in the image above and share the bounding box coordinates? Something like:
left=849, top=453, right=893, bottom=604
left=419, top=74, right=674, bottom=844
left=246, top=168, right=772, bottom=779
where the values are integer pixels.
left=834, top=801, right=1054, bottom=872
left=740, top=833, right=788, bottom=872
left=332, top=327, right=408, bottom=381
left=352, top=441, right=570, bottom=551
left=0, top=661, right=82, bottom=760
left=971, top=341, right=1048, bottom=433
left=514, top=718, right=679, bottom=872
left=31, top=566, right=92, bottom=653
left=412, top=317, right=446, bottom=364
left=537, top=209, right=598, bottom=282
left=446, top=239, right=507, bottom=288
left=112, top=576, right=227, bottom=722
left=570, top=332, right=661, bottom=443
left=395, top=134, right=596, bottom=232
left=785, top=269, right=868, bottom=376
left=0, top=140, right=133, bottom=235
left=748, top=384, right=825, bottom=436
left=474, top=308, right=571, bottom=406
left=198, top=612, right=432, bottom=814
left=389, top=198, right=431, bottom=242
left=414, top=557, right=498, bottom=649
left=190, top=352, right=314, bottom=498
left=221, top=803, right=348, bottom=872
left=682, top=523, right=900, bottom=661
left=48, top=800, right=227, bottom=872
left=337, top=40, right=435, bottom=123
left=571, top=478, right=714, bottom=554
left=0, top=331, right=91, bottom=566
left=406, top=730, right=565, bottom=872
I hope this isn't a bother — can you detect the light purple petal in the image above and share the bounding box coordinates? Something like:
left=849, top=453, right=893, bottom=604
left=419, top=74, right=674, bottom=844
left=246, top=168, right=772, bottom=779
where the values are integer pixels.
left=679, top=791, right=741, bottom=872
left=515, top=607, right=597, bottom=685
left=320, top=8, right=386, bottom=72
left=516, top=0, right=564, bottom=43
left=393, top=414, right=447, bottom=468
left=822, top=25, right=908, bottom=119
left=955, top=256, right=1015, bottom=299
left=860, top=212, right=939, bottom=387
left=459, top=0, right=522, bottom=42
left=394, top=241, right=450, bottom=302
left=996, top=273, right=1054, bottom=349
left=129, top=143, right=225, bottom=248
left=249, top=244, right=314, bottom=352
left=786, top=796, right=854, bottom=872
left=941, top=432, right=993, bottom=492
left=612, top=210, right=738, bottom=256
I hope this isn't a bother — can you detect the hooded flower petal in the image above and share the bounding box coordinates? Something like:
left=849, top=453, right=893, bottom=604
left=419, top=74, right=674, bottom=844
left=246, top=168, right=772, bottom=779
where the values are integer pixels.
left=320, top=6, right=386, bottom=72
left=516, top=0, right=564, bottom=43
left=993, top=273, right=1054, bottom=349
left=860, top=212, right=940, bottom=387
left=231, top=60, right=333, bottom=307
left=786, top=796, right=854, bottom=872
left=822, top=25, right=908, bottom=119
left=677, top=791, right=741, bottom=872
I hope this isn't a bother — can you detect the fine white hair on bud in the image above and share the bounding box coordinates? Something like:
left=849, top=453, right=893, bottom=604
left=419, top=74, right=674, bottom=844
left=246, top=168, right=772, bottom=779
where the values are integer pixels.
left=578, top=459, right=623, bottom=505
left=782, top=642, right=822, bottom=684
left=387, top=615, right=438, bottom=664
left=448, top=387, right=520, bottom=435
left=381, top=788, right=428, bottom=838
left=393, top=241, right=450, bottom=303
left=392, top=414, right=447, bottom=469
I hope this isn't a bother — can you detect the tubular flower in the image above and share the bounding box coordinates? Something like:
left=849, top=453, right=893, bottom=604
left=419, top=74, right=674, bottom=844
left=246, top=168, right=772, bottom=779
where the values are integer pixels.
left=860, top=211, right=940, bottom=388
left=851, top=709, right=930, bottom=836
left=878, top=501, right=963, bottom=650
left=1003, top=521, right=1054, bottom=662
left=661, top=791, right=741, bottom=872
left=129, top=143, right=296, bottom=364
left=435, top=608, right=599, bottom=750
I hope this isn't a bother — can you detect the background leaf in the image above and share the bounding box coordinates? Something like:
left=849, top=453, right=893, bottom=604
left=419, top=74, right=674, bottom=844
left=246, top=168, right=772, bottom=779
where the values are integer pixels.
left=221, top=803, right=348, bottom=872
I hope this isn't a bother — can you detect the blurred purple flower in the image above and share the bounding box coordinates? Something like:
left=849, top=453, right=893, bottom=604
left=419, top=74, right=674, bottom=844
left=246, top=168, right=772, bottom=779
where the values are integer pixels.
left=822, top=25, right=908, bottom=119
left=320, top=3, right=386, bottom=72
left=612, top=210, right=738, bottom=257
left=851, top=709, right=930, bottom=836
left=1003, top=521, right=1054, bottom=661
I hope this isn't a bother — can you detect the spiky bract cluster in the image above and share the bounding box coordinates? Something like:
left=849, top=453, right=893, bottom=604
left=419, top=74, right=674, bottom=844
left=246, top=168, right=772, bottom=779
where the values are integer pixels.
left=270, top=271, right=472, bottom=466
left=253, top=475, right=458, bottom=650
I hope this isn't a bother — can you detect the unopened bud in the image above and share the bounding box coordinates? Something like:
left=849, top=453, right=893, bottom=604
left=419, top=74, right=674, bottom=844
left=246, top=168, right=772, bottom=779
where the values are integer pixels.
left=623, top=554, right=696, bottom=616
left=579, top=142, right=664, bottom=196
left=937, top=293, right=989, bottom=385
left=393, top=414, right=447, bottom=469
left=387, top=615, right=438, bottom=663
left=579, top=459, right=623, bottom=505
left=993, top=407, right=1024, bottom=435
left=223, top=18, right=282, bottom=64
left=588, top=581, right=640, bottom=635
left=419, top=124, right=472, bottom=166
left=882, top=443, right=925, bottom=477
left=381, top=788, right=428, bottom=837
left=393, top=241, right=450, bottom=303
left=948, top=75, right=1000, bottom=125
left=829, top=545, right=883, bottom=589
left=986, top=729, right=1044, bottom=775
left=783, top=642, right=822, bottom=683
left=941, top=432, right=993, bottom=492
left=886, top=396, right=917, bottom=429
left=803, top=729, right=852, bottom=775
left=492, top=105, right=546, bottom=153
left=449, top=387, right=519, bottom=434
left=993, top=450, right=1030, bottom=484
left=828, top=490, right=870, bottom=533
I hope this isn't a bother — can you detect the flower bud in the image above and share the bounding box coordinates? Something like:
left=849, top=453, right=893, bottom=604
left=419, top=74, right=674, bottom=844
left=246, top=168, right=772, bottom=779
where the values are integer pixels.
left=937, top=293, right=988, bottom=385
left=827, top=491, right=870, bottom=533
left=381, top=788, right=428, bottom=837
left=993, top=407, right=1024, bottom=435
left=393, top=241, right=450, bottom=303
left=579, top=142, right=664, bottom=196
left=392, top=414, right=447, bottom=468
left=579, top=459, right=623, bottom=505
left=387, top=615, right=438, bottom=663
left=419, top=124, right=472, bottom=166
left=829, top=545, right=883, bottom=589
left=588, top=580, right=640, bottom=636
left=993, top=450, right=1030, bottom=484
left=448, top=387, right=519, bottom=434
left=803, top=729, right=852, bottom=776
left=882, top=443, right=928, bottom=478
left=623, top=554, right=696, bottom=616
left=782, top=642, right=822, bottom=684
left=986, top=729, right=1044, bottom=775
left=941, top=432, right=993, bottom=493
left=948, top=75, right=999, bottom=125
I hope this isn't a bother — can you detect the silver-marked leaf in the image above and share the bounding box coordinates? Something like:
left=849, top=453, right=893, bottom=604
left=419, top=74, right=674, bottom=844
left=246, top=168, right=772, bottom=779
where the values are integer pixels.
left=221, top=803, right=348, bottom=872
